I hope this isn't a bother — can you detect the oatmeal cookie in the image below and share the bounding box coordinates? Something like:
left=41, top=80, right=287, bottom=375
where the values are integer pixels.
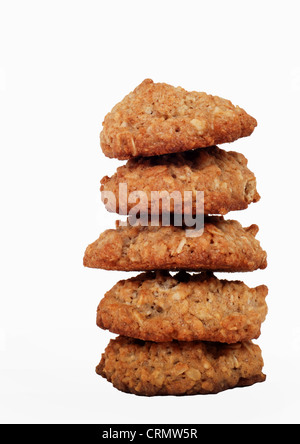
left=101, top=146, right=260, bottom=215
left=83, top=217, right=267, bottom=272
left=96, top=336, right=266, bottom=396
left=100, top=79, right=257, bottom=159
left=97, top=271, right=268, bottom=343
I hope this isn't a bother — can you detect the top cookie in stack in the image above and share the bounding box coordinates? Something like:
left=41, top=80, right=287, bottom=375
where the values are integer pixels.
left=100, top=78, right=257, bottom=160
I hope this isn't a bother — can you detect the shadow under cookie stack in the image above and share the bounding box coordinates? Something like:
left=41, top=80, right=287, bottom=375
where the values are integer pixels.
left=83, top=79, right=268, bottom=396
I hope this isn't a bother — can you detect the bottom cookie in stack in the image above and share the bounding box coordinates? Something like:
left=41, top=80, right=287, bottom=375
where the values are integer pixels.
left=96, top=337, right=265, bottom=396
left=95, top=271, right=268, bottom=396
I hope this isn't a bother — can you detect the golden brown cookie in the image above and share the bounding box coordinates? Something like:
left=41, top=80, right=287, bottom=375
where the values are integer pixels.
left=96, top=336, right=266, bottom=396
left=97, top=272, right=268, bottom=343
left=101, top=146, right=260, bottom=215
left=83, top=217, right=267, bottom=272
left=100, top=79, right=257, bottom=159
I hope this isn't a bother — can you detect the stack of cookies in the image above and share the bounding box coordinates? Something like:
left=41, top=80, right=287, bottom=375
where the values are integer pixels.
left=83, top=79, right=268, bottom=396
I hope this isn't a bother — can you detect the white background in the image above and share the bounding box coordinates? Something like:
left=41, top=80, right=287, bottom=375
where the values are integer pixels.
left=1, top=0, right=300, bottom=424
